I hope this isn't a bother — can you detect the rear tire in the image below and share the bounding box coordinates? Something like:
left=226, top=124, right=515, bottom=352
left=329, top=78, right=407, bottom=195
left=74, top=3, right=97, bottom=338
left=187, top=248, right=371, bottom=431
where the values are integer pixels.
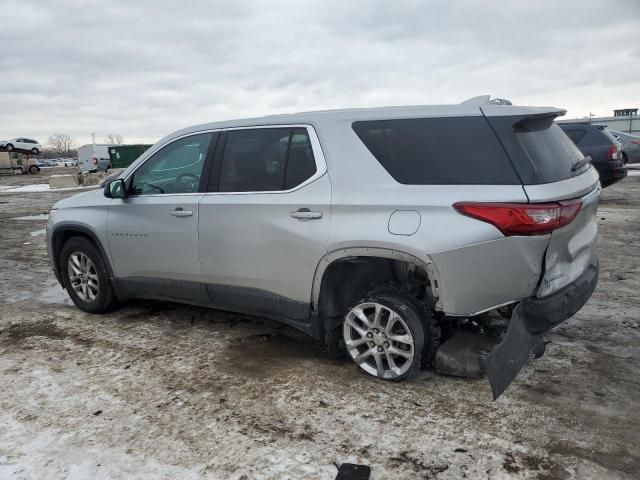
left=343, top=291, right=428, bottom=381
left=622, top=152, right=628, bottom=165
left=60, top=237, right=118, bottom=314
left=28, top=165, right=39, bottom=174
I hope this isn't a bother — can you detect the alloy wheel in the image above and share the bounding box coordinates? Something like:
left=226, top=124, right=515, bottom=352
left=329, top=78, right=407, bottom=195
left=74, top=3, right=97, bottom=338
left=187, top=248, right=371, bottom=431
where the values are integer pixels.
left=344, top=301, right=415, bottom=379
left=68, top=252, right=99, bottom=302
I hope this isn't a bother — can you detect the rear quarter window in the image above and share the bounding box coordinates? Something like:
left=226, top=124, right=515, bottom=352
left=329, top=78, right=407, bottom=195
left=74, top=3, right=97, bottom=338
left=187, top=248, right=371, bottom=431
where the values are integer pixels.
left=352, top=117, right=520, bottom=185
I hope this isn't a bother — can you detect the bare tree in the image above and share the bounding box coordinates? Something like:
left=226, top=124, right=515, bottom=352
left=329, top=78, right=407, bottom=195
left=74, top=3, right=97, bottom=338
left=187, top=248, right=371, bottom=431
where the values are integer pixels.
left=104, top=133, right=124, bottom=145
left=47, top=134, right=77, bottom=157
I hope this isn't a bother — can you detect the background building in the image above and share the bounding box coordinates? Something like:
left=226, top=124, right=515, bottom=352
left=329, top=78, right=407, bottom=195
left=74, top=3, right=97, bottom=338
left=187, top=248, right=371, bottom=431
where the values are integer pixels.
left=559, top=108, right=639, bottom=135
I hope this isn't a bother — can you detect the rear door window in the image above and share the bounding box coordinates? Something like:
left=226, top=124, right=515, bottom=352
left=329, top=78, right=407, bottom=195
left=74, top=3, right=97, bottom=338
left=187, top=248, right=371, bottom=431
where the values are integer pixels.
left=352, top=117, right=520, bottom=185
left=217, top=127, right=317, bottom=192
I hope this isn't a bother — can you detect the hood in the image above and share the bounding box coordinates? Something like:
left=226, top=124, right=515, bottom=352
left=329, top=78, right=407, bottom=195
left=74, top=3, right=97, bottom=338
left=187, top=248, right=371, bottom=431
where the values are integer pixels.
left=52, top=188, right=108, bottom=210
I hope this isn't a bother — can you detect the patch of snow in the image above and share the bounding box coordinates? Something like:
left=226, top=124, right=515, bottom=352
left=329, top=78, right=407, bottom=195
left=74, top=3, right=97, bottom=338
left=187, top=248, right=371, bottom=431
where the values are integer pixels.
left=13, top=214, right=48, bottom=220
left=0, top=185, right=17, bottom=191
left=1, top=184, right=97, bottom=193
left=627, top=170, right=640, bottom=177
left=30, top=229, right=46, bottom=236
left=40, top=285, right=72, bottom=306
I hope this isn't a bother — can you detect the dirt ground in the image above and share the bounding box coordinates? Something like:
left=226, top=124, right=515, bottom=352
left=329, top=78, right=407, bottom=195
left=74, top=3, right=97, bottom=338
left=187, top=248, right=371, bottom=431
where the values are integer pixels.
left=0, top=167, right=638, bottom=479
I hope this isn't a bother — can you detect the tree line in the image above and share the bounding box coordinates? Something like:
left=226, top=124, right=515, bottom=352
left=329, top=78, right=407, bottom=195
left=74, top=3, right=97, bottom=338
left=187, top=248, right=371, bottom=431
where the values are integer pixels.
left=40, top=133, right=125, bottom=158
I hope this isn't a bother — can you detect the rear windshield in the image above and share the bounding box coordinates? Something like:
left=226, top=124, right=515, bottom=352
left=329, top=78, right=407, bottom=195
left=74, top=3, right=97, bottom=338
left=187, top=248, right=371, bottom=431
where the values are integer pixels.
left=352, top=117, right=520, bottom=185
left=515, top=120, right=584, bottom=182
left=484, top=114, right=588, bottom=184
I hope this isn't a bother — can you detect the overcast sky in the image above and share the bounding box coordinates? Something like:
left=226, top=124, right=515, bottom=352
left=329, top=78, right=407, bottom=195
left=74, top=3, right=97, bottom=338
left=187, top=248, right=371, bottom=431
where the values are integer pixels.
left=1, top=0, right=638, bottom=146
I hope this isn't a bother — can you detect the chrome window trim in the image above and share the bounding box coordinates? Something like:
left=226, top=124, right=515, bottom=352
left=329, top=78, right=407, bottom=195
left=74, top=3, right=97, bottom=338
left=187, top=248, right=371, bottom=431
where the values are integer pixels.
left=125, top=124, right=327, bottom=198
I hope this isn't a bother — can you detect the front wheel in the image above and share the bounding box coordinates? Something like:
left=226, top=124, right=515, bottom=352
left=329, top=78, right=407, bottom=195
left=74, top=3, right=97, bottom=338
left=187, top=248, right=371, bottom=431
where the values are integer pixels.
left=343, top=293, right=427, bottom=381
left=60, top=237, right=118, bottom=313
left=5, top=143, right=13, bottom=151
left=28, top=165, right=39, bottom=174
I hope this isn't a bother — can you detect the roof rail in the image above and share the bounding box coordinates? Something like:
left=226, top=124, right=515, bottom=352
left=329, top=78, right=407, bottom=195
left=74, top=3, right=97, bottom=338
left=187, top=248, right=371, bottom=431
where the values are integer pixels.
left=460, top=95, right=512, bottom=106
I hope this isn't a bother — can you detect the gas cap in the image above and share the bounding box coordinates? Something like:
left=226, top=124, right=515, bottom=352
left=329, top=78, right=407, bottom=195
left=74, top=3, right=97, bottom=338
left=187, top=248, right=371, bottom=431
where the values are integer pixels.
left=388, top=210, right=421, bottom=236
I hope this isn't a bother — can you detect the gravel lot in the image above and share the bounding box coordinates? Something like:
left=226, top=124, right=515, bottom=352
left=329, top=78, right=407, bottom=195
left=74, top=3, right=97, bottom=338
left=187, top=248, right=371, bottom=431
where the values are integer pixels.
left=0, top=168, right=638, bottom=479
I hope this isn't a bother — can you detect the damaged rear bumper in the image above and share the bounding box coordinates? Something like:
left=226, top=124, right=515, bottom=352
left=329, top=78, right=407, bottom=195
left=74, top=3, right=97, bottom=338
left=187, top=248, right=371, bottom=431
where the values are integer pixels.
left=480, top=259, right=599, bottom=399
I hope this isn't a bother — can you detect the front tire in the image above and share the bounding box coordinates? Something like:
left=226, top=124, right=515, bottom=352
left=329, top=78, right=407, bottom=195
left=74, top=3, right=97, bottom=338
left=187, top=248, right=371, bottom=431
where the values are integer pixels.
left=60, top=237, right=118, bottom=313
left=343, top=293, right=427, bottom=381
left=28, top=165, right=39, bottom=174
left=5, top=143, right=13, bottom=151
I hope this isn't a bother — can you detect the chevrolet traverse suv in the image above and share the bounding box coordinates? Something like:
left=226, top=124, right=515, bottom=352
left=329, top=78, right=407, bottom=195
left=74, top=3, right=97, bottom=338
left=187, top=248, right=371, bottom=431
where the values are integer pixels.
left=47, top=96, right=600, bottom=398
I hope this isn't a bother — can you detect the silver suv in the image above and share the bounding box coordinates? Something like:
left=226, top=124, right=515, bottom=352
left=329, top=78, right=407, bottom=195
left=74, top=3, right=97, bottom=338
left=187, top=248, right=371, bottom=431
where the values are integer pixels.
left=46, top=97, right=600, bottom=398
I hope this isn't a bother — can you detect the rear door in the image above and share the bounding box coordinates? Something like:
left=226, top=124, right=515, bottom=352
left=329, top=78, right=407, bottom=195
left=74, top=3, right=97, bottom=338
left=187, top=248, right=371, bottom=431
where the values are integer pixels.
left=198, top=125, right=331, bottom=320
left=483, top=107, right=600, bottom=297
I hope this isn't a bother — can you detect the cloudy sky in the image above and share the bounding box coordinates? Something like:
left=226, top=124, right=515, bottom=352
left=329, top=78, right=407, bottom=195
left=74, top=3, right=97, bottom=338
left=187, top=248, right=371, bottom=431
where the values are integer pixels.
left=1, top=0, right=638, bottom=146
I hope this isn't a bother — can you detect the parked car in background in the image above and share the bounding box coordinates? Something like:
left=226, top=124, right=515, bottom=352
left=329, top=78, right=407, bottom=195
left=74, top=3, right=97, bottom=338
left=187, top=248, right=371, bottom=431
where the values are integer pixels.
left=609, top=130, right=640, bottom=164
left=78, top=144, right=111, bottom=172
left=57, top=158, right=78, bottom=167
left=559, top=123, right=627, bottom=187
left=0, top=138, right=42, bottom=154
left=47, top=97, right=600, bottom=399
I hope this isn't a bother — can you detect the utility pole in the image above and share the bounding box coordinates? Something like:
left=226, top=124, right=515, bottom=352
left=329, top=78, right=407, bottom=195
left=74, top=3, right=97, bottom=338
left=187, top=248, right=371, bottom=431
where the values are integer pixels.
left=91, top=133, right=96, bottom=144
left=588, top=112, right=594, bottom=124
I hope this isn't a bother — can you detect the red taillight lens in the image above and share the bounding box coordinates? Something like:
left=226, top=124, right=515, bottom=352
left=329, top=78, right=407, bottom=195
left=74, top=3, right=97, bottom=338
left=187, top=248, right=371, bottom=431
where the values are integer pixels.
left=92, top=156, right=98, bottom=165
left=453, top=200, right=582, bottom=236
left=607, top=145, right=618, bottom=161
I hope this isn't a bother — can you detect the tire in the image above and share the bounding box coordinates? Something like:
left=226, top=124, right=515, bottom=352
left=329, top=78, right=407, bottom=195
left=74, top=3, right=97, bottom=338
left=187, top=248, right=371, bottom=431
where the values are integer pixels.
left=32, top=148, right=39, bottom=155
left=28, top=165, right=39, bottom=174
left=60, top=237, right=118, bottom=314
left=343, top=291, right=430, bottom=381
left=622, top=152, right=628, bottom=165
left=5, top=143, right=13, bottom=151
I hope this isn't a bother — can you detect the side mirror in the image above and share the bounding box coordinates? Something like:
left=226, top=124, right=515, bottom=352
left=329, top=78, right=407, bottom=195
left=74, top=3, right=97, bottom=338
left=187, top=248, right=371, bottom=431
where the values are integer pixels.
left=104, top=178, right=127, bottom=198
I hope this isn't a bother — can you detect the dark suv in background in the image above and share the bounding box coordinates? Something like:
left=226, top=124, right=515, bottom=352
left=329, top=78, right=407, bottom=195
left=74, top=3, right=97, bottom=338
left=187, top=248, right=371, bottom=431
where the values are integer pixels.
left=559, top=122, right=627, bottom=187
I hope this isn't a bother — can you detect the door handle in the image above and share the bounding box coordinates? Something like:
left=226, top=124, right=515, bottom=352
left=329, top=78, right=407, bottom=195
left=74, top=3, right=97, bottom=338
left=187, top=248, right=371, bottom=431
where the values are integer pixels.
left=170, top=207, right=193, bottom=217
left=290, top=208, right=323, bottom=221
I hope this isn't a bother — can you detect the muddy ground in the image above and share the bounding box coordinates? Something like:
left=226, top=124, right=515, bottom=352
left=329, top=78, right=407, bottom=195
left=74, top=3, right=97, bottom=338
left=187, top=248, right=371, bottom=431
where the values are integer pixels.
left=0, top=167, right=638, bottom=479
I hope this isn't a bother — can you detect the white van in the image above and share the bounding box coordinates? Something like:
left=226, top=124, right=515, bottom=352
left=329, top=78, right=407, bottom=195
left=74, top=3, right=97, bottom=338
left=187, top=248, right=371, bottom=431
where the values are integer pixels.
left=78, top=144, right=111, bottom=172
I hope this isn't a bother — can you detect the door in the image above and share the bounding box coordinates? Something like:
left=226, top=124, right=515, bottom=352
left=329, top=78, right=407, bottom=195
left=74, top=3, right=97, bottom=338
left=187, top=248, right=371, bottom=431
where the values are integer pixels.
left=198, top=126, right=331, bottom=320
left=107, top=131, right=217, bottom=302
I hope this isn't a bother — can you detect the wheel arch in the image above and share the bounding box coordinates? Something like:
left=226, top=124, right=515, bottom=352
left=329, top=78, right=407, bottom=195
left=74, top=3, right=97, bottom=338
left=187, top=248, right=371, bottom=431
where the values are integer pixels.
left=311, top=247, right=442, bottom=318
left=50, top=224, right=116, bottom=287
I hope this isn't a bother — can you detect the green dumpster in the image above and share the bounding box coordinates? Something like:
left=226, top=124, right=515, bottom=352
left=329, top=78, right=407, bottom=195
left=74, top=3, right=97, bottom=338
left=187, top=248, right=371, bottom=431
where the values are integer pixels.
left=108, top=144, right=153, bottom=169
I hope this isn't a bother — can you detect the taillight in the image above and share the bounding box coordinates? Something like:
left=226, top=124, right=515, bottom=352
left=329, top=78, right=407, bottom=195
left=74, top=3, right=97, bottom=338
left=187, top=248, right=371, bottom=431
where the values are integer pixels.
left=607, top=145, right=619, bottom=161
left=92, top=156, right=98, bottom=165
left=453, top=200, right=582, bottom=236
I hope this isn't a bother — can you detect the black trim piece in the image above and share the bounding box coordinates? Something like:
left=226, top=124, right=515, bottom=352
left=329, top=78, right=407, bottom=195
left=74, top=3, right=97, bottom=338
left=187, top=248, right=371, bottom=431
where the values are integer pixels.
left=119, top=277, right=210, bottom=304
left=281, top=128, right=294, bottom=190
left=207, top=131, right=227, bottom=193
left=116, top=276, right=318, bottom=337
left=198, top=131, right=221, bottom=193
left=206, top=282, right=310, bottom=320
